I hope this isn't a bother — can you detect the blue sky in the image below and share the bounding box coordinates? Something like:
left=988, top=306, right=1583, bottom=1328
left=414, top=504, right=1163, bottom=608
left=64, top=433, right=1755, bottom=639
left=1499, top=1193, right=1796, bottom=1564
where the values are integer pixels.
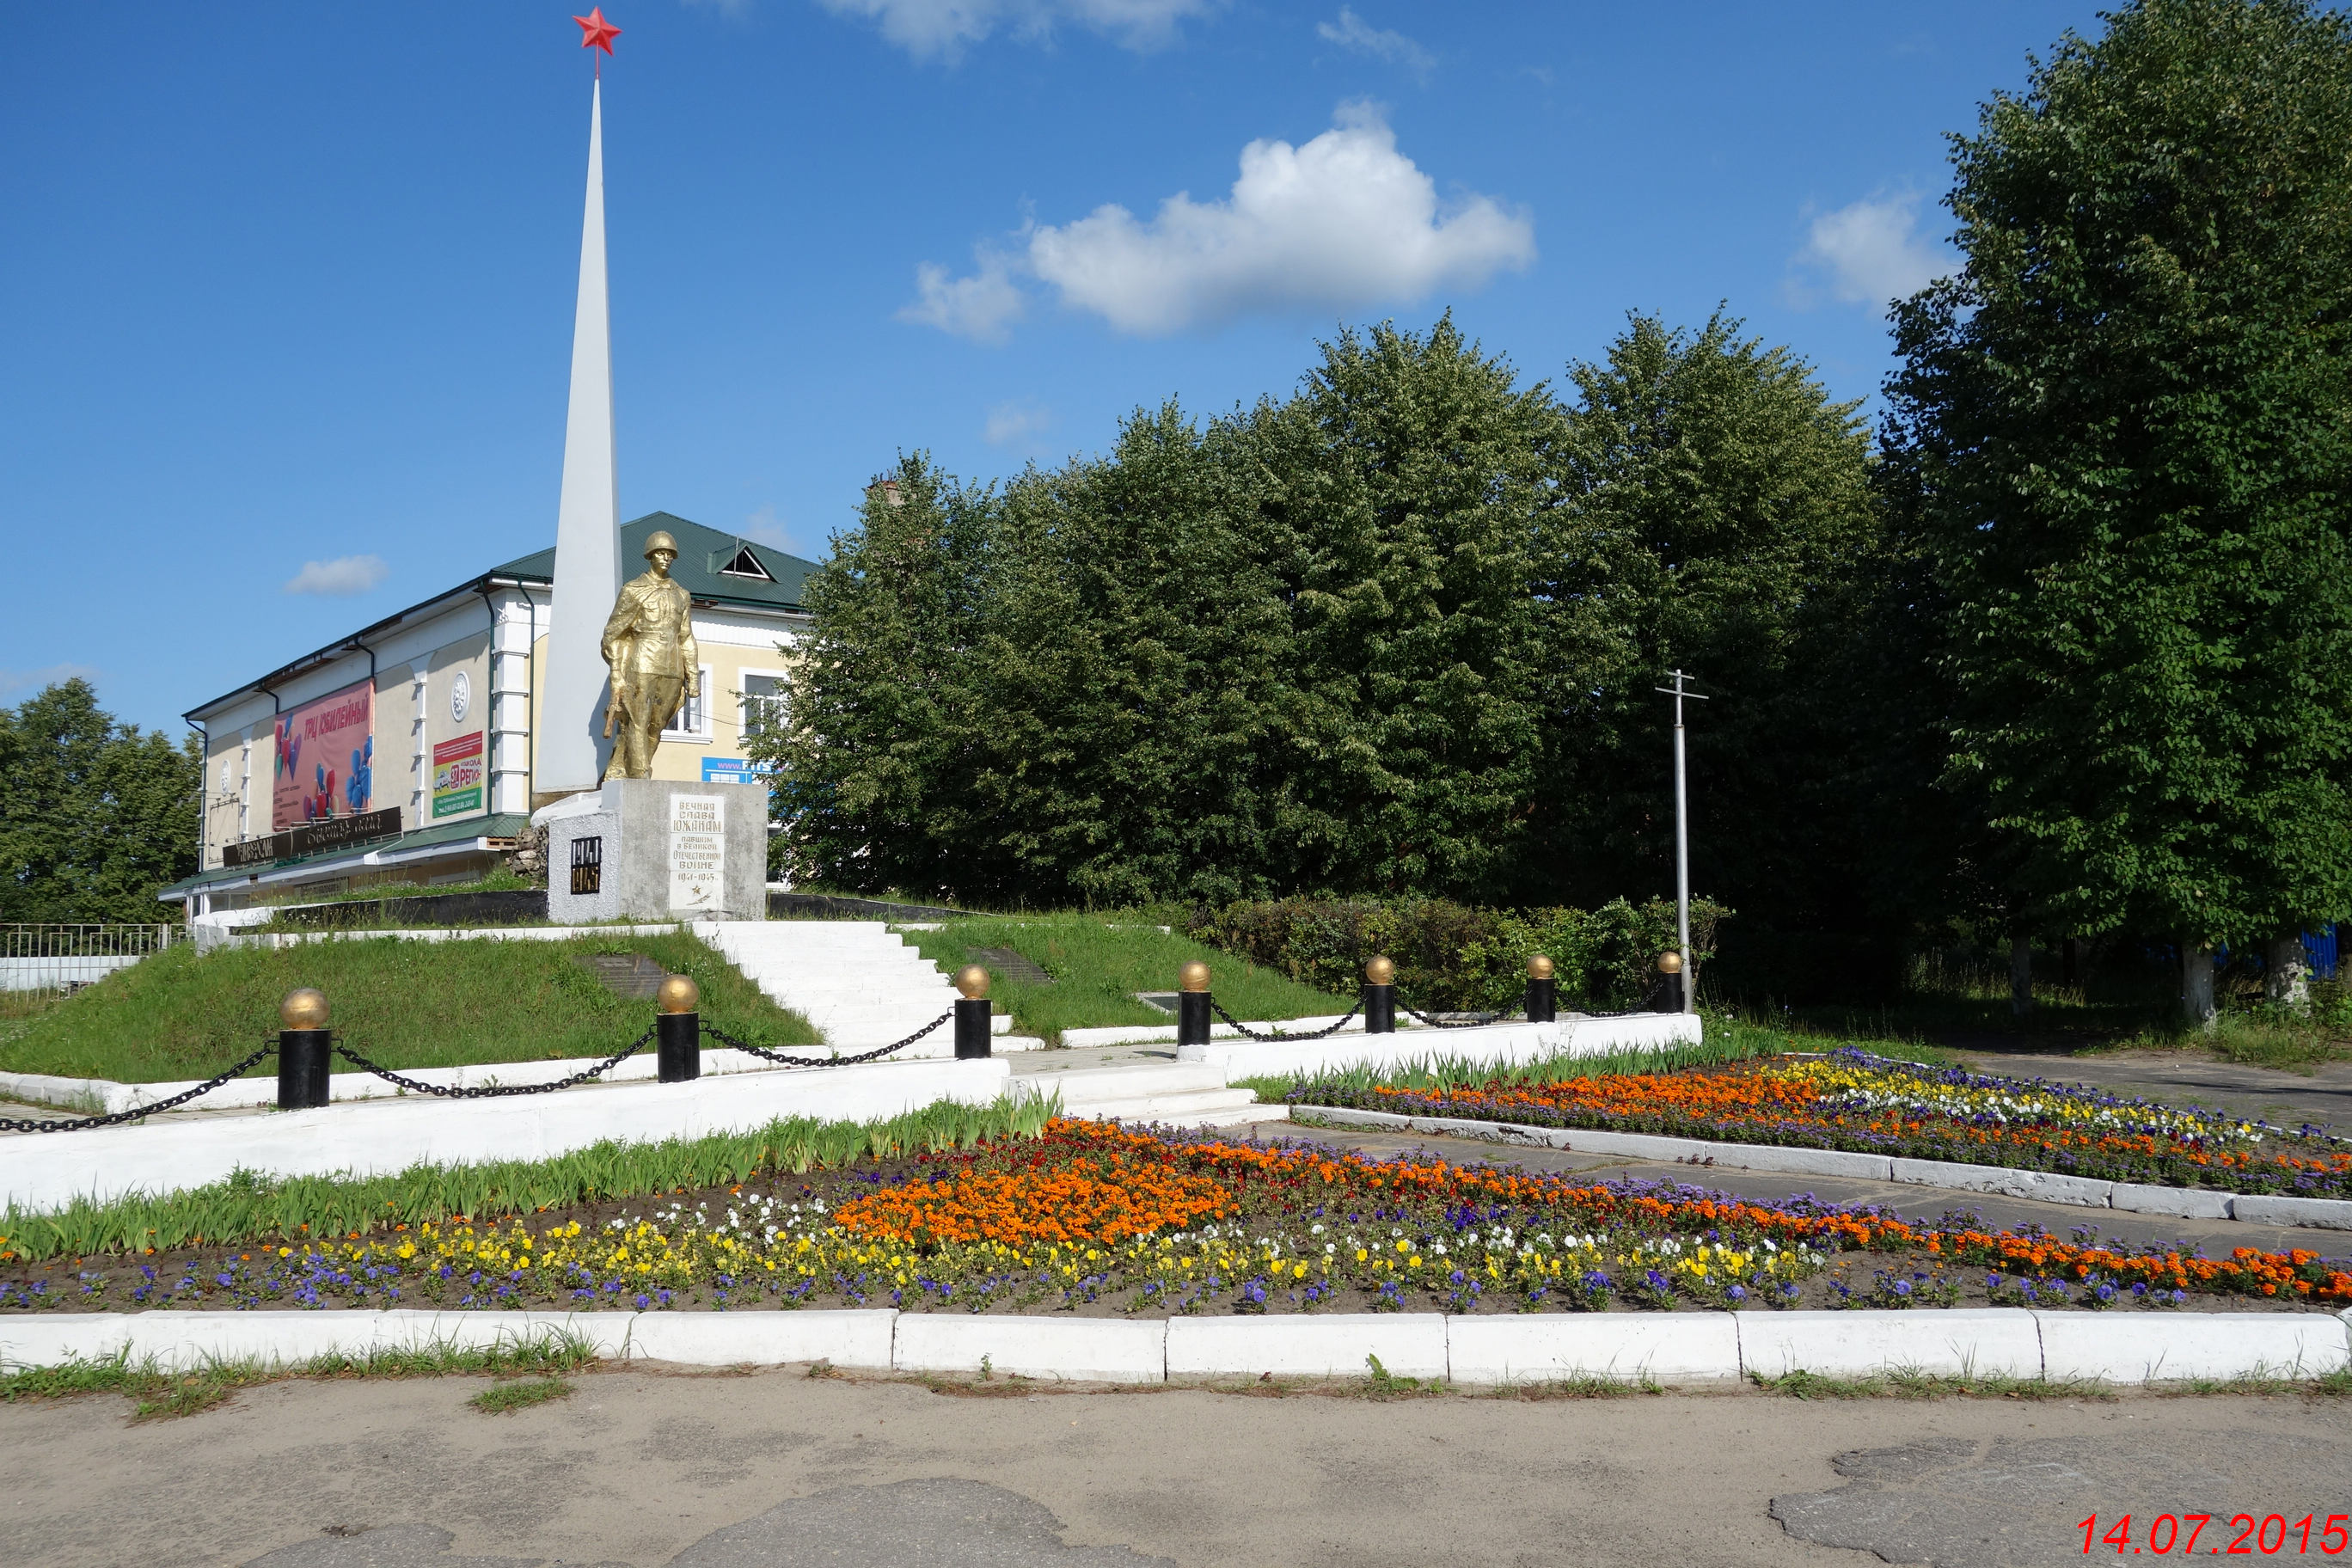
left=2, top=1, right=2098, bottom=734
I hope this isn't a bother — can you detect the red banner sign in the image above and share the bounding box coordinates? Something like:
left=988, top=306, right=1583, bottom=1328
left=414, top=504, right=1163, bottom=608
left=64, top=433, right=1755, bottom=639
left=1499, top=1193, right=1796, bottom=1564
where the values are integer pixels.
left=273, top=679, right=375, bottom=830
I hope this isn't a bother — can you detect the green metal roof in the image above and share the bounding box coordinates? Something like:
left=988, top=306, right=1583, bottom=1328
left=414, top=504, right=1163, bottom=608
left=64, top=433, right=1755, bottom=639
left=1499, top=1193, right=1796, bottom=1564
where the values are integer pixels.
left=496, top=511, right=818, bottom=613
left=158, top=812, right=533, bottom=899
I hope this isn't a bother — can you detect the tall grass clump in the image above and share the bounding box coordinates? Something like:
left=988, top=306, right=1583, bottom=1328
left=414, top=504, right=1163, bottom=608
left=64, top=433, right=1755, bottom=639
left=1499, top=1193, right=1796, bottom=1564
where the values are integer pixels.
left=0, top=1090, right=1058, bottom=1262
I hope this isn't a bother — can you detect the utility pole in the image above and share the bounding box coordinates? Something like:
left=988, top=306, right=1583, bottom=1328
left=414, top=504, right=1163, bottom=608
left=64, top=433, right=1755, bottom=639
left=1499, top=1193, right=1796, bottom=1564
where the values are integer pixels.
left=1654, top=670, right=1707, bottom=1012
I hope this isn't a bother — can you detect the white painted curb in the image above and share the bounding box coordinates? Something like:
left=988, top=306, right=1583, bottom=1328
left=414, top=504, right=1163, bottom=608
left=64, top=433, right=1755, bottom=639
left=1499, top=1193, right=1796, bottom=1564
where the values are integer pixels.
left=9, top=1308, right=2338, bottom=1387
left=1164, top=1313, right=1449, bottom=1380
left=893, top=1314, right=1166, bottom=1384
left=1179, top=1014, right=1701, bottom=1085
left=1299, top=1104, right=2352, bottom=1233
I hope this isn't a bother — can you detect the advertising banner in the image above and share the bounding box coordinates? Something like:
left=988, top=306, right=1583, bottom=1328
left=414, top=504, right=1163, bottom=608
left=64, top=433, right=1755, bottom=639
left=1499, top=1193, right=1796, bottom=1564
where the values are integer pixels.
left=701, top=757, right=760, bottom=786
left=273, top=679, right=374, bottom=830
left=432, top=731, right=486, bottom=819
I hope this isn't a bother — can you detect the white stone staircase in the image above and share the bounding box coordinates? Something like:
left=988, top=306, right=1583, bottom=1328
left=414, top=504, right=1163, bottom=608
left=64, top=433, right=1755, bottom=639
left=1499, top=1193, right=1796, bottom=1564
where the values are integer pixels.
left=699, top=922, right=992, bottom=1056
left=697, top=923, right=1283, bottom=1124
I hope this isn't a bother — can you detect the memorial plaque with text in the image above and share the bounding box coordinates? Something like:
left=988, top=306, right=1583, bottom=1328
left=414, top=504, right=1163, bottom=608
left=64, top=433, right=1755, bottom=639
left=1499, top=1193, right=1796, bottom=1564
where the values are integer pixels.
left=668, top=793, right=725, bottom=913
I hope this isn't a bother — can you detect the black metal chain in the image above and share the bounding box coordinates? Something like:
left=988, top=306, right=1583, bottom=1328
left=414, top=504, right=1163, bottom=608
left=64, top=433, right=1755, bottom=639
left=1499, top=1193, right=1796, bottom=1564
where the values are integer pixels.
left=1397, top=1002, right=1498, bottom=1030
left=705, top=1009, right=952, bottom=1068
left=332, top=1027, right=655, bottom=1099
left=0, top=1042, right=278, bottom=1134
left=1208, top=996, right=1364, bottom=1042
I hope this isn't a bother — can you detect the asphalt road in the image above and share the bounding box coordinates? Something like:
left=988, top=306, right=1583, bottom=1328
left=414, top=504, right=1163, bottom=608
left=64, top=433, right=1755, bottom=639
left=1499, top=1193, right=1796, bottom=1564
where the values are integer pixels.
left=5, top=1363, right=2350, bottom=1568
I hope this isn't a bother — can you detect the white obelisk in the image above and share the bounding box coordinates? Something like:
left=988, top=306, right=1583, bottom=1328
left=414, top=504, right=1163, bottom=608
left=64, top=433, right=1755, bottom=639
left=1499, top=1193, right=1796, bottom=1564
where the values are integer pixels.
left=536, top=77, right=622, bottom=799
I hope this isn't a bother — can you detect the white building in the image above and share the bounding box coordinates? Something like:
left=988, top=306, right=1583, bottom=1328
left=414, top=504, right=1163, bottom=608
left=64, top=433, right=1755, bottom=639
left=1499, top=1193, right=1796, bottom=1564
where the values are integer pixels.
left=161, top=511, right=812, bottom=913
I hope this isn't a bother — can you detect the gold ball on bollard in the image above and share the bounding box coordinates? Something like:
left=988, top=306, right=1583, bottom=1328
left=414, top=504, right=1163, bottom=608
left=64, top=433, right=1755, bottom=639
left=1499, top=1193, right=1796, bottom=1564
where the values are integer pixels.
left=1657, top=952, right=1684, bottom=975
left=1178, top=960, right=1210, bottom=993
left=280, top=988, right=329, bottom=1031
left=656, top=974, right=701, bottom=1014
left=955, top=964, right=991, bottom=1001
left=1527, top=954, right=1555, bottom=981
left=1364, top=955, right=1396, bottom=987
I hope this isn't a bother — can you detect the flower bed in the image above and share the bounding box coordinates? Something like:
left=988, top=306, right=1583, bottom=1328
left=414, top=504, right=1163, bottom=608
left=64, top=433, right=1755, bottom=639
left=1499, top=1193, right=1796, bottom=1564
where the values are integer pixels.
left=4, top=1121, right=2345, bottom=1316
left=1293, top=1050, right=2352, bottom=1198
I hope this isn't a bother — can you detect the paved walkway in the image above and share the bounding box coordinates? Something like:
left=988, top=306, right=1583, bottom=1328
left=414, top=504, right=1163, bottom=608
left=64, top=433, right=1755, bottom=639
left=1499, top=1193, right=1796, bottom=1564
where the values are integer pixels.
left=1944, top=1048, right=2352, bottom=1133
left=5, top=1362, right=2349, bottom=1567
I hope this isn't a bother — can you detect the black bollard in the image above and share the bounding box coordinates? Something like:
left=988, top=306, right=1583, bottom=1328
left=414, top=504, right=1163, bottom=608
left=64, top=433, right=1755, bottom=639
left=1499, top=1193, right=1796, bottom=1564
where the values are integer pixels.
left=1363, top=956, right=1397, bottom=1034
left=1525, top=954, right=1557, bottom=1023
left=1176, top=960, right=1212, bottom=1047
left=657, top=974, right=702, bottom=1081
left=953, top=965, right=995, bottom=1059
left=277, top=988, right=332, bottom=1110
left=1656, top=952, right=1686, bottom=1014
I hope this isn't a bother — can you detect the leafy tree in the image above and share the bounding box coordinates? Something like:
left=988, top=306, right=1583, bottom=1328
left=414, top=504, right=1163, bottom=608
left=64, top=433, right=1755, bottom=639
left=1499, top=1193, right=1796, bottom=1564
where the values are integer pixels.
left=0, top=679, right=201, bottom=922
left=1883, top=0, right=2352, bottom=1019
left=760, top=313, right=1886, bottom=940
left=1544, top=313, right=1896, bottom=992
left=763, top=456, right=1004, bottom=899
left=1246, top=316, right=1565, bottom=900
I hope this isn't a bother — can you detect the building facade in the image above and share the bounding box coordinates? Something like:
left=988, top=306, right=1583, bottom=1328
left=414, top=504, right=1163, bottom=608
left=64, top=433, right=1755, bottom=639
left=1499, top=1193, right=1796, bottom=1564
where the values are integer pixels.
left=162, top=512, right=812, bottom=913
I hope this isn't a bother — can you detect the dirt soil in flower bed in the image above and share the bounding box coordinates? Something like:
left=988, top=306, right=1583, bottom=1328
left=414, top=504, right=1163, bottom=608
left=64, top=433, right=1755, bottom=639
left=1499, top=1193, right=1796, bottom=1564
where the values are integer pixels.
left=5, top=1124, right=2345, bottom=1320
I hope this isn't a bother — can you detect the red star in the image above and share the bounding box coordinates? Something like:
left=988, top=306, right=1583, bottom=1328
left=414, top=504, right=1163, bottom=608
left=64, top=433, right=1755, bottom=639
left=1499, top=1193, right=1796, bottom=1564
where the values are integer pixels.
left=573, top=8, right=622, bottom=55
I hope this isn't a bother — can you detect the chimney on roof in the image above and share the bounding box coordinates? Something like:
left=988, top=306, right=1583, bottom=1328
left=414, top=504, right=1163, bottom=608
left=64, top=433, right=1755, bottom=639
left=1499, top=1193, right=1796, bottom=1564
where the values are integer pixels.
left=867, top=478, right=904, bottom=509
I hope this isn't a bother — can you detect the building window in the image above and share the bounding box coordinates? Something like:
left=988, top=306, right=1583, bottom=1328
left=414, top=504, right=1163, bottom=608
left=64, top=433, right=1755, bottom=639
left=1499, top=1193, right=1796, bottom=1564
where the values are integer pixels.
left=740, top=672, right=787, bottom=740
left=716, top=544, right=774, bottom=581
left=663, top=665, right=714, bottom=739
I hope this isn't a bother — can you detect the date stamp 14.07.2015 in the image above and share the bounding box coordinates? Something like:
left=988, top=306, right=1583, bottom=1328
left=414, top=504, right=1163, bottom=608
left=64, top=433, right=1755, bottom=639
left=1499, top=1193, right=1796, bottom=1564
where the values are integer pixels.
left=2081, top=1513, right=2350, bottom=1556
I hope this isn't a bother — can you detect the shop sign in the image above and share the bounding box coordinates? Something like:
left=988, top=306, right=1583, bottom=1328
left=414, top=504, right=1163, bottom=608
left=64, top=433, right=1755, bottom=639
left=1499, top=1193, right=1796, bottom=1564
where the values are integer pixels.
left=432, top=731, right=486, bottom=818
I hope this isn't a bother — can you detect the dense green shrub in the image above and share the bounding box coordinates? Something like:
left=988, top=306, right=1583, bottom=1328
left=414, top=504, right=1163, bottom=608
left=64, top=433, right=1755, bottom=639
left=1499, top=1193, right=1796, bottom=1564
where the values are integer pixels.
left=1183, top=896, right=1726, bottom=1014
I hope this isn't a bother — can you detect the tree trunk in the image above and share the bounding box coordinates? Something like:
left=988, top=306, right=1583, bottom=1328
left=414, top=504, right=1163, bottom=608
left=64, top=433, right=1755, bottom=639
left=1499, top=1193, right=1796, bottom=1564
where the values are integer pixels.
left=2009, top=935, right=2034, bottom=1017
left=2265, top=934, right=2312, bottom=1014
left=2181, top=941, right=2218, bottom=1029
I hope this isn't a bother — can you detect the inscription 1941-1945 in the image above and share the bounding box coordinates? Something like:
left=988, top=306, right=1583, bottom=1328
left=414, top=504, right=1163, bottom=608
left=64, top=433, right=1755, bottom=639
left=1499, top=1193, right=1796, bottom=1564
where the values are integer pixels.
left=667, top=793, right=725, bottom=913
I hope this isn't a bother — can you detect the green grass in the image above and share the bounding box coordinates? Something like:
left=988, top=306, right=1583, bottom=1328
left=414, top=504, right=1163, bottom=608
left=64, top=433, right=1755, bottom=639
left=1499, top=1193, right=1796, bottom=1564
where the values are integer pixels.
left=896, top=913, right=1352, bottom=1044
left=1239, top=1014, right=1848, bottom=1104
left=1, top=1333, right=599, bottom=1419
left=0, top=931, right=816, bottom=1083
left=1749, top=1368, right=2116, bottom=1400
left=0, top=1092, right=1060, bottom=1260
left=469, top=1375, right=574, bottom=1413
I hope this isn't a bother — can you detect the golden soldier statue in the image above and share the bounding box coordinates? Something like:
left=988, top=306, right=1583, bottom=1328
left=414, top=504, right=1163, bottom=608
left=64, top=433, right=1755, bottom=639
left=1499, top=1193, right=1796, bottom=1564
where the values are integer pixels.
left=600, top=530, right=699, bottom=779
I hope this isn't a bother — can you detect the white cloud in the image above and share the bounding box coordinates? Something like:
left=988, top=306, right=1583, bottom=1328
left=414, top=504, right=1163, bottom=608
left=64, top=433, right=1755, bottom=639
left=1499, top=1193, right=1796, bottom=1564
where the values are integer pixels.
left=897, top=247, right=1028, bottom=343
left=283, top=554, right=390, bottom=597
left=0, top=662, right=101, bottom=697
left=1792, top=193, right=1947, bottom=307
left=905, top=104, right=1534, bottom=339
left=815, top=0, right=1215, bottom=59
left=983, top=401, right=1052, bottom=447
left=1316, top=8, right=1433, bottom=80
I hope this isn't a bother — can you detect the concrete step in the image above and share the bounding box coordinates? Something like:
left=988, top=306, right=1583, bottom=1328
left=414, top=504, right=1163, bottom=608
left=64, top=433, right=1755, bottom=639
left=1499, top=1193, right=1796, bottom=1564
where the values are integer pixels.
left=1060, top=1090, right=1281, bottom=1128
left=1021, top=1061, right=1231, bottom=1099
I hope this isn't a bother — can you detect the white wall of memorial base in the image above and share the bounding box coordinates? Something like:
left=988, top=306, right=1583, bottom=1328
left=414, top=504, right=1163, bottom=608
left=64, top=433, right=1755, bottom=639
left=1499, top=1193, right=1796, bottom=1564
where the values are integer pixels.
left=1299, top=1105, right=2352, bottom=1234
left=3, top=1307, right=2343, bottom=1387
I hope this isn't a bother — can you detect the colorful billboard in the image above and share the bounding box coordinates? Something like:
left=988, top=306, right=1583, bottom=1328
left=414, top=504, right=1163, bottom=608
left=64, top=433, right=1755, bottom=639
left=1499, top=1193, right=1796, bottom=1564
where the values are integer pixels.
left=273, top=679, right=375, bottom=830
left=432, top=731, right=485, bottom=818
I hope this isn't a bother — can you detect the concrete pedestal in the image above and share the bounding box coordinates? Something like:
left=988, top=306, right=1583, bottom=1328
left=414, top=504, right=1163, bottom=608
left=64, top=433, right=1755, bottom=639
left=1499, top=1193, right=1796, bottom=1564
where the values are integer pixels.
left=532, top=778, right=768, bottom=923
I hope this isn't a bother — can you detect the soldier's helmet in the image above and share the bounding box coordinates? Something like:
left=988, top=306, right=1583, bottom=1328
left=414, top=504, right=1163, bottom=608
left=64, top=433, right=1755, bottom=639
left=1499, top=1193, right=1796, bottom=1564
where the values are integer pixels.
left=643, top=530, right=679, bottom=560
